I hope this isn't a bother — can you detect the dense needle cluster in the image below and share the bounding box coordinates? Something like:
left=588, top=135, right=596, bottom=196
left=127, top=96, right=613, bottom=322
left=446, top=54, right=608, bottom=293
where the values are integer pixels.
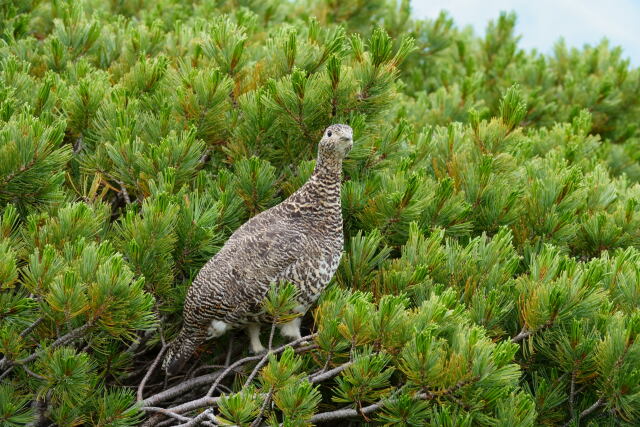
left=1, top=0, right=640, bottom=426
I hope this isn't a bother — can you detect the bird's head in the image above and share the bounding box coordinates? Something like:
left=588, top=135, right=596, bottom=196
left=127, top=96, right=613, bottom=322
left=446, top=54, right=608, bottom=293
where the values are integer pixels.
left=318, top=124, right=353, bottom=159
left=162, top=333, right=200, bottom=376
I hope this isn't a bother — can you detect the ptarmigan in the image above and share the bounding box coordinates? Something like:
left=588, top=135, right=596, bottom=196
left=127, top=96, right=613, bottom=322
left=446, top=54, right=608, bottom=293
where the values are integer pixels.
left=163, top=124, right=353, bottom=374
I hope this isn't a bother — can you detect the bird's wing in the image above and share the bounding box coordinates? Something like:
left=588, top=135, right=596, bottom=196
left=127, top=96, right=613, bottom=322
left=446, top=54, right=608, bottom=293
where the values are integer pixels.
left=167, top=209, right=320, bottom=374
left=183, top=212, right=317, bottom=324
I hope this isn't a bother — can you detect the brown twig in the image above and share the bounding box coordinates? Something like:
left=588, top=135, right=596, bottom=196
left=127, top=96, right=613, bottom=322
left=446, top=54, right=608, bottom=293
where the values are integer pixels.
left=295, top=343, right=318, bottom=353
left=311, top=378, right=477, bottom=423
left=162, top=396, right=221, bottom=414
left=157, top=418, right=184, bottom=427
left=117, top=180, right=131, bottom=204
left=141, top=398, right=221, bottom=427
left=243, top=354, right=270, bottom=389
left=267, top=322, right=276, bottom=350
left=141, top=406, right=193, bottom=422
left=562, top=397, right=605, bottom=427
left=250, top=388, right=273, bottom=427
left=126, top=327, right=157, bottom=355
left=73, top=135, right=84, bottom=154
left=176, top=408, right=219, bottom=427
left=141, top=372, right=223, bottom=407
left=310, top=400, right=383, bottom=423
left=511, top=327, right=533, bottom=343
left=141, top=395, right=228, bottom=427
left=309, top=360, right=352, bottom=384
left=206, top=333, right=317, bottom=397
left=138, top=344, right=168, bottom=402
left=0, top=366, right=14, bottom=381
left=13, top=322, right=93, bottom=367
left=206, top=353, right=263, bottom=398
left=22, top=365, right=46, bottom=381
left=569, top=369, right=577, bottom=419
left=198, top=148, right=212, bottom=165
left=20, top=317, right=44, bottom=337
left=189, top=364, right=226, bottom=379
left=312, top=350, right=333, bottom=379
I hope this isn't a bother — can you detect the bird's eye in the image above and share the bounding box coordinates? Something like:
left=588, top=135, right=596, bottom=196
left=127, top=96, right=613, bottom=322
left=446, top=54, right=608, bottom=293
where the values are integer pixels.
left=327, top=131, right=332, bottom=137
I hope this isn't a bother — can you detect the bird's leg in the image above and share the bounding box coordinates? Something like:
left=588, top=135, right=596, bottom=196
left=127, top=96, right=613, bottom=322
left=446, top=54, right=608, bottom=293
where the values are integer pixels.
left=279, top=316, right=302, bottom=341
left=247, top=324, right=265, bottom=354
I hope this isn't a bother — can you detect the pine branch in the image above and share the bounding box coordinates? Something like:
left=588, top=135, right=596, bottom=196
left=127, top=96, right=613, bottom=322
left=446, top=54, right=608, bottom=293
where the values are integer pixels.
left=0, top=322, right=94, bottom=371
left=0, top=366, right=14, bottom=381
left=20, top=322, right=93, bottom=364
left=73, top=135, right=84, bottom=154
left=310, top=377, right=477, bottom=423
left=205, top=353, right=263, bottom=397
left=140, top=335, right=317, bottom=426
left=141, top=398, right=221, bottom=427
left=20, top=317, right=44, bottom=337
left=242, top=322, right=277, bottom=388
left=267, top=322, right=276, bottom=350
left=141, top=406, right=193, bottom=422
left=250, top=387, right=273, bottom=427
left=513, top=320, right=557, bottom=344
left=138, top=344, right=168, bottom=401
left=563, top=397, right=606, bottom=427
left=21, top=365, right=46, bottom=380
left=311, top=350, right=333, bottom=379
left=157, top=418, right=184, bottom=427
left=188, top=365, right=228, bottom=379
left=0, top=156, right=38, bottom=189
left=569, top=369, right=577, bottom=419
left=309, top=360, right=353, bottom=383
left=511, top=327, right=533, bottom=343
left=295, top=343, right=318, bottom=353
left=242, top=353, right=270, bottom=389
left=141, top=373, right=224, bottom=407
left=176, top=408, right=219, bottom=427
left=142, top=396, right=221, bottom=416
left=206, top=333, right=316, bottom=397
left=117, top=180, right=131, bottom=204
left=310, top=400, right=382, bottom=423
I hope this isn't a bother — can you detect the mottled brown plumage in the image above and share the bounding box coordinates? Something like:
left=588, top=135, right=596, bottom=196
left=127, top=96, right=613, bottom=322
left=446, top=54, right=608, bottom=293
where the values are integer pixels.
left=163, top=124, right=353, bottom=374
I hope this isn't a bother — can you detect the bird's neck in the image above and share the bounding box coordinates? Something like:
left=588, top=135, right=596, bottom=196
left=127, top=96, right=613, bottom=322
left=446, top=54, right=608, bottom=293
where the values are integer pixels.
left=312, top=152, right=343, bottom=185
left=284, top=153, right=343, bottom=212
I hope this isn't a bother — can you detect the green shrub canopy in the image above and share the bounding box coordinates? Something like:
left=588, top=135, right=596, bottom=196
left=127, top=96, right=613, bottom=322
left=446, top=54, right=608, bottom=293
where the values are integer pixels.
left=1, top=1, right=640, bottom=425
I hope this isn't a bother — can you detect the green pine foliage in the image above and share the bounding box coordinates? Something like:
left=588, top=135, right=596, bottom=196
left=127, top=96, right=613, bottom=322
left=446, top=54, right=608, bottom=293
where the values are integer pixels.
left=1, top=0, right=640, bottom=425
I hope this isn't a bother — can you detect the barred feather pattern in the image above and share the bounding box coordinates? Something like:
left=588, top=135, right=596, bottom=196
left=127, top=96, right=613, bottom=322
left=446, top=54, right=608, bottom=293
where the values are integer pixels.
left=163, top=124, right=353, bottom=374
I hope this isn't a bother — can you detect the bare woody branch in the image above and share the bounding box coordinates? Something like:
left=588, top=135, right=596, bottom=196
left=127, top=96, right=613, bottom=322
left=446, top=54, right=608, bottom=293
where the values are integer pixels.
left=137, top=344, right=168, bottom=402
left=206, top=333, right=317, bottom=397
left=1, top=322, right=93, bottom=371
left=309, top=360, right=353, bottom=384
left=141, top=406, right=193, bottom=423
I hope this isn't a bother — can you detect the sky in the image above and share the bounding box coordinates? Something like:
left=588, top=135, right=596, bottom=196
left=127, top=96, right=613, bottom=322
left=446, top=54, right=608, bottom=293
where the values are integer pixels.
left=411, top=0, right=639, bottom=66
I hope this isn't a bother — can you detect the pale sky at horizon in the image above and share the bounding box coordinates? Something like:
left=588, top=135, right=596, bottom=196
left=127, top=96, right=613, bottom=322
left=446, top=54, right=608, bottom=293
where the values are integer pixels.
left=411, top=0, right=639, bottom=66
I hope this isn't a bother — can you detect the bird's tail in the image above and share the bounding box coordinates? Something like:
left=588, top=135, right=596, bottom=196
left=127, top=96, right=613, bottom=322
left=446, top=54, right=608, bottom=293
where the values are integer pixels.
left=162, top=329, right=203, bottom=375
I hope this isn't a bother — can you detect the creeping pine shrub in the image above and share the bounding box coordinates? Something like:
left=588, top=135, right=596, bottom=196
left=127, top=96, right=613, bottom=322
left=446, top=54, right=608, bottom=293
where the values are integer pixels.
left=1, top=0, right=640, bottom=425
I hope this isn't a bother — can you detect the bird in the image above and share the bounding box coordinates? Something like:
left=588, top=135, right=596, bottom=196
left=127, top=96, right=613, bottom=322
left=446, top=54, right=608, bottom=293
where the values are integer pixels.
left=163, top=123, right=353, bottom=374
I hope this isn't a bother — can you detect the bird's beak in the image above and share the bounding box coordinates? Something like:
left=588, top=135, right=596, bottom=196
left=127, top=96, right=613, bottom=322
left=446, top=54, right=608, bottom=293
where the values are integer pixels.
left=339, top=135, right=353, bottom=156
